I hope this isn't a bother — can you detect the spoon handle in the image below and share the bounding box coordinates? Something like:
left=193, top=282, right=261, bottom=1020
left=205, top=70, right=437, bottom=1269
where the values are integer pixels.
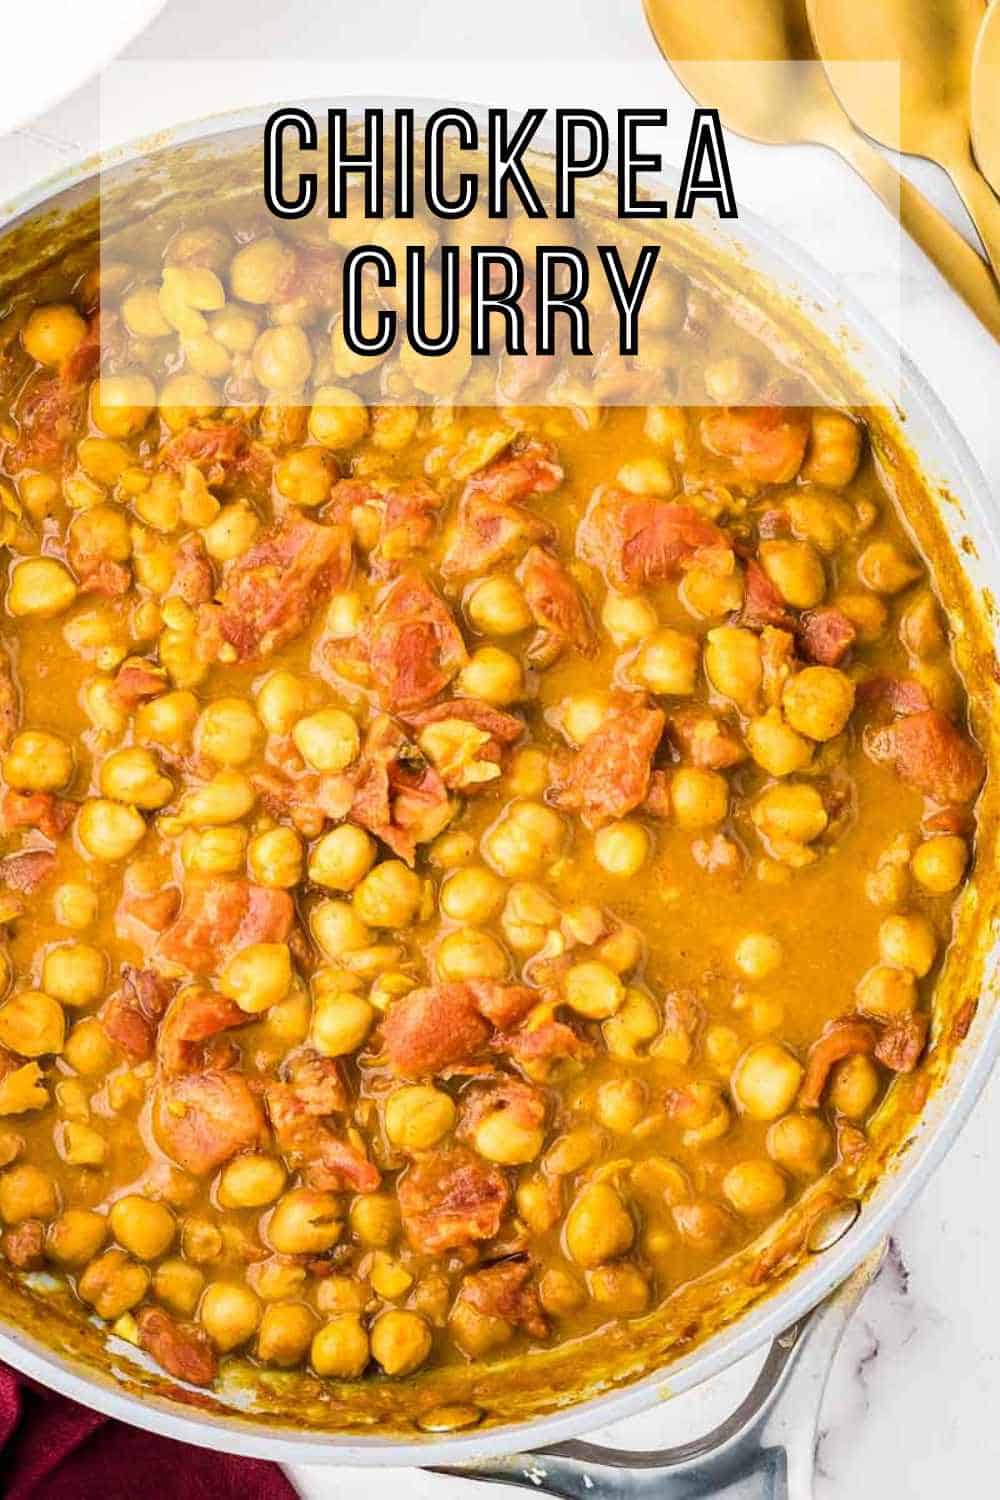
left=835, top=127, right=1000, bottom=341
left=946, top=142, right=1000, bottom=285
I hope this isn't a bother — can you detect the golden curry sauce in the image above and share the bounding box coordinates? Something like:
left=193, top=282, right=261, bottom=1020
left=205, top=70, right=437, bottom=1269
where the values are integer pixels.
left=0, top=208, right=986, bottom=1398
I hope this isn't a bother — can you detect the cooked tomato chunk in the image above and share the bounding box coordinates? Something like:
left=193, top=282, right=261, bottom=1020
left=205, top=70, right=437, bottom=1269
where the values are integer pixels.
left=552, top=695, right=665, bottom=828
left=211, top=512, right=351, bottom=659
left=701, top=406, right=810, bottom=485
left=399, top=1146, right=510, bottom=1253
left=153, top=1070, right=267, bottom=1175
left=577, top=491, right=725, bottom=592
left=364, top=572, right=468, bottom=712
left=137, top=1306, right=217, bottom=1387
left=157, top=878, right=294, bottom=974
left=866, top=710, right=985, bottom=805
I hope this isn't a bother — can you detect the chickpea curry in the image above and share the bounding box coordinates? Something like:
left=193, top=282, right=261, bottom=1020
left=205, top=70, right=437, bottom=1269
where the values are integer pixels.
left=0, top=210, right=987, bottom=1406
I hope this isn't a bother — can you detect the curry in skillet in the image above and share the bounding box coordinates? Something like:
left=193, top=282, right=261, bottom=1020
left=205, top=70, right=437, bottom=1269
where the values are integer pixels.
left=0, top=214, right=985, bottom=1395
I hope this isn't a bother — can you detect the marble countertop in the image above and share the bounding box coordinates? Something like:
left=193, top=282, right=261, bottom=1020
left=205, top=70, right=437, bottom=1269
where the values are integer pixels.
left=1, top=3, right=998, bottom=1494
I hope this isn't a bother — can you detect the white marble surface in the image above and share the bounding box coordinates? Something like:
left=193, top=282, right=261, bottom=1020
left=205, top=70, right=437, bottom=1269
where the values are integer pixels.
left=2, top=3, right=999, bottom=1495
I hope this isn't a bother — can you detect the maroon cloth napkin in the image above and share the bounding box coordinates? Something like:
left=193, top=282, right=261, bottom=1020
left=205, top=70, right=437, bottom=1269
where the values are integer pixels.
left=0, top=1363, right=299, bottom=1500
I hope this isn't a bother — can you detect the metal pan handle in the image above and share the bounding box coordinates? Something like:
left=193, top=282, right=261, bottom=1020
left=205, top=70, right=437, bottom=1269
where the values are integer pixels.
left=441, top=1244, right=885, bottom=1500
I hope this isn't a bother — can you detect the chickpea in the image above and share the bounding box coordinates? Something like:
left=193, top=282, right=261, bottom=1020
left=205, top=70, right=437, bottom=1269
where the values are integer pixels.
left=482, top=801, right=564, bottom=879
left=680, top=560, right=745, bottom=620
left=782, top=667, right=855, bottom=742
left=153, top=1258, right=205, bottom=1317
left=672, top=767, right=729, bottom=830
left=41, top=944, right=106, bottom=1007
left=53, top=883, right=99, bottom=932
left=7, top=558, right=78, bottom=618
left=631, top=628, right=699, bottom=696
left=385, top=1086, right=456, bottom=1152
left=704, top=352, right=759, bottom=403
left=672, top=1200, right=733, bottom=1251
left=64, top=1017, right=115, bottom=1075
left=268, top=1189, right=342, bottom=1255
left=248, top=826, right=304, bottom=889
left=201, top=502, right=260, bottom=562
left=212, top=1152, right=286, bottom=1213
left=596, top=1077, right=647, bottom=1134
left=78, top=1249, right=149, bottom=1319
left=912, top=835, right=968, bottom=894
left=371, top=1309, right=432, bottom=1375
left=732, top=1042, right=804, bottom=1121
left=61, top=1121, right=106, bottom=1166
left=136, top=690, right=199, bottom=752
left=4, top=730, right=73, bottom=793
left=311, top=1315, right=370, bottom=1377
left=100, top=747, right=173, bottom=810
left=878, top=913, right=937, bottom=978
left=466, top=575, right=532, bottom=637
left=855, top=964, right=917, bottom=1021
left=828, top=1053, right=881, bottom=1119
left=759, top=540, right=826, bottom=609
left=228, top=237, right=297, bottom=303
left=256, top=1301, right=316, bottom=1366
left=0, top=1163, right=58, bottom=1223
left=312, top=989, right=374, bottom=1056
left=734, top=932, right=783, bottom=980
left=256, top=671, right=308, bottom=735
left=559, top=692, right=610, bottom=746
left=311, top=899, right=370, bottom=958
left=436, top=928, right=509, bottom=982
left=766, top=1114, right=831, bottom=1177
left=309, top=386, right=369, bottom=448
left=90, top=375, right=156, bottom=438
left=540, top=1266, right=587, bottom=1316
left=747, top=710, right=813, bottom=777
left=109, top=1195, right=175, bottom=1260
left=588, top=1263, right=650, bottom=1315
left=565, top=1183, right=634, bottom=1267
left=193, top=698, right=262, bottom=769
left=704, top=626, right=762, bottom=713
left=157, top=374, right=220, bottom=431
left=565, top=961, right=625, bottom=1020
left=353, top=861, right=422, bottom=928
left=46, top=1208, right=108, bottom=1267
left=801, top=410, right=863, bottom=488
left=604, top=988, right=661, bottom=1059
left=458, top=646, right=524, bottom=706
left=308, top=825, right=376, bottom=893
left=252, top=325, right=313, bottom=391
left=22, top=303, right=87, bottom=367
left=177, top=771, right=255, bottom=826
left=601, top=590, right=658, bottom=648
left=593, top=819, right=649, bottom=878
left=200, top=1282, right=261, bottom=1352
left=723, top=1159, right=787, bottom=1217
left=517, top=1176, right=562, bottom=1234
left=77, top=799, right=147, bottom=861
left=440, top=866, right=505, bottom=926
left=219, top=943, right=292, bottom=1015
left=752, top=783, right=828, bottom=849
left=858, top=540, right=922, bottom=595
left=274, top=446, right=334, bottom=507
left=473, top=1103, right=544, bottom=1165
left=293, top=707, right=360, bottom=773
left=0, top=991, right=65, bottom=1057
left=616, top=456, right=674, bottom=496
left=316, top=1275, right=368, bottom=1317
left=349, top=1193, right=400, bottom=1250
left=181, top=825, right=246, bottom=876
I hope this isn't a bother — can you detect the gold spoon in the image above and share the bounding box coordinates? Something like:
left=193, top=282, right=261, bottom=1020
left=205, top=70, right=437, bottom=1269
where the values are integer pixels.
left=642, top=0, right=1000, bottom=340
left=807, top=0, right=1000, bottom=282
left=972, top=0, right=1000, bottom=196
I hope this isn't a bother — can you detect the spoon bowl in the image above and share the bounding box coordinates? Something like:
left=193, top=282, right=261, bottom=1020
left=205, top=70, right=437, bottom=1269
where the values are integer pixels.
left=642, top=0, right=1000, bottom=337
left=972, top=0, right=1000, bottom=196
left=807, top=0, right=1000, bottom=279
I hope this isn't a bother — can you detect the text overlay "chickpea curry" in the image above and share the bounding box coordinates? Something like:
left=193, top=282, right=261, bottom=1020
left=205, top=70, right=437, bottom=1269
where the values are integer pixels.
left=0, top=214, right=987, bottom=1408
